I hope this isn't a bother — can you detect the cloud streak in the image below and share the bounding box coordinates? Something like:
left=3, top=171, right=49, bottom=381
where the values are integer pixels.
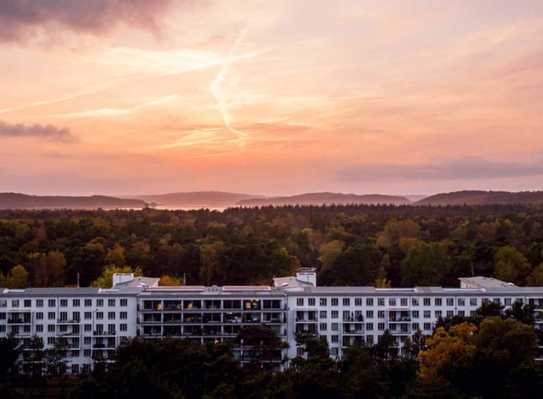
left=340, top=158, right=543, bottom=181
left=0, top=0, right=174, bottom=43
left=0, top=120, right=75, bottom=142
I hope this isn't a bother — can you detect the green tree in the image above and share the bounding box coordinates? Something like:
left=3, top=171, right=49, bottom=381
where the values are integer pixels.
left=527, top=263, right=543, bottom=285
left=400, top=242, right=450, bottom=286
left=494, top=246, right=531, bottom=284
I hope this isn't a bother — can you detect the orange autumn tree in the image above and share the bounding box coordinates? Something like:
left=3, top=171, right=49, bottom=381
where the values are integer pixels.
left=417, top=322, right=477, bottom=385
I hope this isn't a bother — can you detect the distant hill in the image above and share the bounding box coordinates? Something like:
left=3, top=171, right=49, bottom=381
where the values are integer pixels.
left=132, top=191, right=261, bottom=208
left=0, top=193, right=147, bottom=209
left=237, top=192, right=410, bottom=207
left=416, top=190, right=543, bottom=206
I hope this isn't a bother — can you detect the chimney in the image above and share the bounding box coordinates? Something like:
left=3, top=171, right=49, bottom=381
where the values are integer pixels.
left=296, top=267, right=317, bottom=287
left=112, top=273, right=134, bottom=287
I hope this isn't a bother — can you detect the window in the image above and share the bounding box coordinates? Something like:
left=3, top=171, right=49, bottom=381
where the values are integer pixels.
left=296, top=298, right=304, bottom=306
left=378, top=310, right=385, bottom=318
left=331, top=311, right=338, bottom=319
left=84, top=299, right=92, bottom=307
left=36, top=312, right=43, bottom=320
left=12, top=300, right=19, bottom=307
left=0, top=300, right=6, bottom=308
left=48, top=325, right=55, bottom=333
left=36, top=324, right=43, bottom=332
left=24, top=299, right=31, bottom=308
left=84, top=312, right=92, bottom=320
left=423, top=298, right=431, bottom=306
left=366, top=298, right=374, bottom=306
left=366, top=310, right=374, bottom=318
left=0, top=313, right=5, bottom=319
left=48, top=337, right=55, bottom=345
left=470, top=298, right=478, bottom=306
left=343, top=298, right=350, bottom=306
left=388, top=298, right=396, bottom=306
left=319, top=310, right=327, bottom=318
left=48, top=299, right=56, bottom=307
left=308, top=298, right=316, bottom=306
left=435, top=298, right=442, bottom=306
left=400, top=298, right=408, bottom=306
left=120, top=324, right=127, bottom=332
left=343, top=311, right=350, bottom=320
left=331, top=298, right=339, bottom=306
left=120, top=299, right=128, bottom=307
left=72, top=364, right=80, bottom=374
left=411, top=298, right=419, bottom=306
left=84, top=324, right=92, bottom=332
left=446, top=298, right=454, bottom=306
left=320, top=298, right=327, bottom=306
left=355, top=298, right=362, bottom=306
left=319, top=323, right=327, bottom=331
left=378, top=322, right=385, bottom=331
left=108, top=312, right=115, bottom=320
left=48, top=312, right=55, bottom=320
left=60, top=299, right=68, bottom=307
left=458, top=298, right=465, bottom=306
left=331, top=335, right=338, bottom=343
left=412, top=323, right=419, bottom=330
left=108, top=299, right=115, bottom=307
left=424, top=310, right=431, bottom=318
left=366, top=335, right=374, bottom=345
left=446, top=310, right=454, bottom=317
left=331, top=322, right=339, bottom=331
left=84, top=337, right=91, bottom=345
left=378, top=298, right=385, bottom=306
left=97, top=299, right=104, bottom=307
left=435, top=310, right=442, bottom=318
left=0, top=325, right=5, bottom=333
left=73, top=312, right=80, bottom=321
left=59, top=311, right=67, bottom=321
left=458, top=310, right=465, bottom=317
left=73, top=299, right=80, bottom=307
left=84, top=349, right=91, bottom=357
left=120, top=311, right=127, bottom=320
left=96, top=312, right=103, bottom=320
left=424, top=323, right=432, bottom=330
left=504, top=298, right=512, bottom=306
left=366, top=323, right=374, bottom=331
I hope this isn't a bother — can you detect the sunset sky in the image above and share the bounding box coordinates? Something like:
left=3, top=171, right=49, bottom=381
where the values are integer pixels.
left=1, top=0, right=543, bottom=196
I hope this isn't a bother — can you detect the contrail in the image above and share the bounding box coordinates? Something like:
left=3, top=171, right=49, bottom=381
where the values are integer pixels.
left=210, top=28, right=249, bottom=147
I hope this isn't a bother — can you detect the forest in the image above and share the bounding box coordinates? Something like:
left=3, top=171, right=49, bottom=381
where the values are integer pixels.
left=1, top=204, right=543, bottom=288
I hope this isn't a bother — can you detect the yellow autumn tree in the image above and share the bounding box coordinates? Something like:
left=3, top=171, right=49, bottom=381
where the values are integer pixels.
left=418, top=322, right=477, bottom=385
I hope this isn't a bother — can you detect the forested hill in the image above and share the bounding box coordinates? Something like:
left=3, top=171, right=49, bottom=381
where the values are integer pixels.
left=237, top=192, right=410, bottom=206
left=417, top=190, right=543, bottom=206
left=131, top=191, right=260, bottom=208
left=0, top=193, right=146, bottom=210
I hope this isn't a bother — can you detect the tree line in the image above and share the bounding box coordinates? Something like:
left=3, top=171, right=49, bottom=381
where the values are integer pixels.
left=0, top=205, right=543, bottom=288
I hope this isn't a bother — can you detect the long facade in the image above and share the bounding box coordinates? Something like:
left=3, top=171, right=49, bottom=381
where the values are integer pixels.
left=1, top=270, right=543, bottom=373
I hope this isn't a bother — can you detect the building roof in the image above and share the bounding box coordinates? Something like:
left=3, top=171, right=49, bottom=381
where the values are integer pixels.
left=114, top=276, right=160, bottom=288
left=0, top=287, right=143, bottom=297
left=459, top=276, right=517, bottom=289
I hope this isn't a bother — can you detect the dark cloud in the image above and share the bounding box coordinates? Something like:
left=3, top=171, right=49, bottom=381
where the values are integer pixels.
left=340, top=157, right=543, bottom=181
left=0, top=0, right=174, bottom=43
left=0, top=120, right=75, bottom=142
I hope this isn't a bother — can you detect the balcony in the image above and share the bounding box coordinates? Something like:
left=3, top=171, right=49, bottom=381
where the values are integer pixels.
left=7, top=318, right=31, bottom=324
left=57, top=319, right=80, bottom=324
left=93, top=330, right=116, bottom=336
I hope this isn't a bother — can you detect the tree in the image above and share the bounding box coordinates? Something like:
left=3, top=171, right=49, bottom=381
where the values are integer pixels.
left=400, top=242, right=450, bottom=286
left=46, top=339, right=69, bottom=376
left=417, top=323, right=477, bottom=391
left=31, top=251, right=66, bottom=287
left=505, top=301, right=535, bottom=325
left=159, top=275, right=182, bottom=286
left=6, top=264, right=29, bottom=288
left=377, top=219, right=420, bottom=249
left=494, top=246, right=531, bottom=284
left=320, top=241, right=382, bottom=286
left=91, top=265, right=142, bottom=288
left=527, top=263, right=543, bottom=285
left=318, top=240, right=345, bottom=271
left=105, top=243, right=126, bottom=266
left=0, top=336, right=20, bottom=380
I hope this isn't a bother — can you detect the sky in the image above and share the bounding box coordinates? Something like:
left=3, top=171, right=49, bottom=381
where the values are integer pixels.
left=0, top=0, right=542, bottom=196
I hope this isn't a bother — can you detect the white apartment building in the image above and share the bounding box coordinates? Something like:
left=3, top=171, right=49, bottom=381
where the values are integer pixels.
left=1, top=269, right=542, bottom=373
